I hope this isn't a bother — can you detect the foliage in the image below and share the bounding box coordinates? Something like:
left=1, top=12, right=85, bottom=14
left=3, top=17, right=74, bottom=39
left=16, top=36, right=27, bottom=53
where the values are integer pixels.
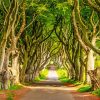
left=57, top=68, right=81, bottom=85
left=95, top=60, right=100, bottom=67
left=57, top=68, right=67, bottom=79
left=34, top=77, right=41, bottom=82
left=95, top=55, right=100, bottom=67
left=92, top=88, right=100, bottom=97
left=59, top=78, right=69, bottom=83
left=0, top=0, right=100, bottom=90
left=77, top=85, right=92, bottom=93
left=34, top=69, right=49, bottom=82
left=39, top=69, right=49, bottom=79
left=59, top=78, right=81, bottom=85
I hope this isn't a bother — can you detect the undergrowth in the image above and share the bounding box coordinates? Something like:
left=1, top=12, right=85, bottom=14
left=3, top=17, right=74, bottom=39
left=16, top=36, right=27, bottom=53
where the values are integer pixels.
left=59, top=77, right=81, bottom=86
left=8, top=85, right=23, bottom=90
left=77, top=85, right=92, bottom=92
left=92, top=88, right=100, bottom=97
left=6, top=92, right=15, bottom=100
left=78, top=86, right=100, bottom=97
left=34, top=69, right=49, bottom=82
left=57, top=69, right=67, bottom=79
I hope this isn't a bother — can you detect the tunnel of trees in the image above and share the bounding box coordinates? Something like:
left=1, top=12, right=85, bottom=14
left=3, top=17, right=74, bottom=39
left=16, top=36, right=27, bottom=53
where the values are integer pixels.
left=0, top=0, right=100, bottom=90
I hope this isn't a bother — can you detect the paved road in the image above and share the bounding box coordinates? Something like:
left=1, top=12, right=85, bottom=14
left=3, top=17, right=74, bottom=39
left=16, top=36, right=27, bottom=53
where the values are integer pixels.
left=33, top=69, right=61, bottom=86
left=20, top=86, right=75, bottom=100
left=47, top=70, right=58, bottom=80
left=20, top=70, right=75, bottom=100
left=19, top=70, right=100, bottom=100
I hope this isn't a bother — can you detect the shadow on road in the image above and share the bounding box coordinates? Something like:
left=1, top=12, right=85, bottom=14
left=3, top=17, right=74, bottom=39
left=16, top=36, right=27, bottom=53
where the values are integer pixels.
left=33, top=80, right=64, bottom=87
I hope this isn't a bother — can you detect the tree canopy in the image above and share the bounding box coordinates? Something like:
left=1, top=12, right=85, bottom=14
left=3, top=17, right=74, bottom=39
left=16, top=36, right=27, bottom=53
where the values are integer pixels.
left=0, top=0, right=100, bottom=90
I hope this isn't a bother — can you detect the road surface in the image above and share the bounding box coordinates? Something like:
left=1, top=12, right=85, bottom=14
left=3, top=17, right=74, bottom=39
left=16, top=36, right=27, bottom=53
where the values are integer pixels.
left=19, top=69, right=100, bottom=100
left=20, top=70, right=75, bottom=100
left=47, top=69, right=58, bottom=80
left=20, top=86, right=74, bottom=100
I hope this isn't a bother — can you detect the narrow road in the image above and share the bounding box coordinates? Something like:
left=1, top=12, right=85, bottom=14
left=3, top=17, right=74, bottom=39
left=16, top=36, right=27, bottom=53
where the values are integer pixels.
left=47, top=69, right=58, bottom=80
left=20, top=69, right=75, bottom=100
left=19, top=84, right=100, bottom=100
left=20, top=86, right=74, bottom=100
left=19, top=69, right=100, bottom=100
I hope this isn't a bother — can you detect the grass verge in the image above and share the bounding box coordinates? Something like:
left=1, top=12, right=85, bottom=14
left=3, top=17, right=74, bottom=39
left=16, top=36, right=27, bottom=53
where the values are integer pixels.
left=8, top=85, right=23, bottom=90
left=78, top=86, right=100, bottom=97
left=60, top=78, right=81, bottom=85
left=92, top=88, right=100, bottom=97
left=57, top=68, right=81, bottom=86
left=77, top=85, right=92, bottom=92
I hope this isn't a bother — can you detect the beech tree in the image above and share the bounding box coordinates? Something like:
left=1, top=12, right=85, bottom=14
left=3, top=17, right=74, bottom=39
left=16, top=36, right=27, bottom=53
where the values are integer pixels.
left=0, top=0, right=99, bottom=90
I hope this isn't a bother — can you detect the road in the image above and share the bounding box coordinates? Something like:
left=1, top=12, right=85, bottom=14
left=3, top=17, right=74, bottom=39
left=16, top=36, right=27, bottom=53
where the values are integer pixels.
left=47, top=69, right=58, bottom=80
left=20, top=70, right=75, bottom=100
left=19, top=69, right=100, bottom=100
left=20, top=86, right=75, bottom=100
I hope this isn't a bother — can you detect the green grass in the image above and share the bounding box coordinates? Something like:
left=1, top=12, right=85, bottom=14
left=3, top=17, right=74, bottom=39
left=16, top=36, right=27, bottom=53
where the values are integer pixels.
left=92, top=88, right=100, bottom=97
left=59, top=78, right=81, bottom=85
left=77, top=85, right=92, bottom=92
left=0, top=84, right=23, bottom=91
left=34, top=77, right=41, bottom=82
left=57, top=68, right=81, bottom=86
left=8, top=85, right=23, bottom=90
left=59, top=78, right=69, bottom=82
left=78, top=86, right=100, bottom=97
